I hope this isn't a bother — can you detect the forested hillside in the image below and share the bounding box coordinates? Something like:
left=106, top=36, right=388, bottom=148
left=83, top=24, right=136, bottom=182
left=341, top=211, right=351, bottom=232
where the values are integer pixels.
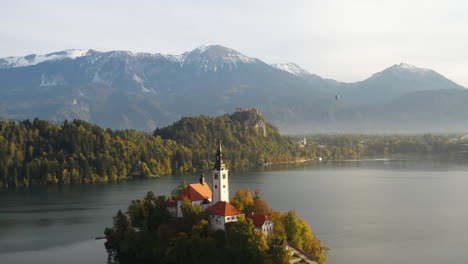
left=154, top=111, right=309, bottom=168
left=0, top=119, right=192, bottom=188
left=0, top=112, right=459, bottom=189
left=0, top=112, right=314, bottom=189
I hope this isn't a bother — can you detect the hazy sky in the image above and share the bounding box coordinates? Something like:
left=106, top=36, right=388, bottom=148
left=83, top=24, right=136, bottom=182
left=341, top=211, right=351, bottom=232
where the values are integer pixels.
left=1, top=0, right=467, bottom=85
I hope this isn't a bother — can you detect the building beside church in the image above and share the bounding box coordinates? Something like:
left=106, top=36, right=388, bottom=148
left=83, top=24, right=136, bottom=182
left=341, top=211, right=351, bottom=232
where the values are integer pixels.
left=206, top=201, right=244, bottom=231
left=168, top=173, right=212, bottom=217
left=169, top=140, right=274, bottom=233
left=247, top=213, right=275, bottom=237
left=176, top=174, right=212, bottom=217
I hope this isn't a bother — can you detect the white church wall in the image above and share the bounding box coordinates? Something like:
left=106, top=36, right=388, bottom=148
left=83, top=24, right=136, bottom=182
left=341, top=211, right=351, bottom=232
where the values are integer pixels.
left=212, top=168, right=229, bottom=204
left=209, top=214, right=226, bottom=231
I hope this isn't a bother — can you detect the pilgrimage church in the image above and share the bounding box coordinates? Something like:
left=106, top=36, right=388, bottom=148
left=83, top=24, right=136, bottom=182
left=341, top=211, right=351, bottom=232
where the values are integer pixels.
left=168, top=141, right=274, bottom=235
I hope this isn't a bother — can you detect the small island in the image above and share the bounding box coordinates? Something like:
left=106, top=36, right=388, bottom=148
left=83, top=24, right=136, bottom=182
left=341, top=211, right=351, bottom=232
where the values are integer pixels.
left=104, top=141, right=329, bottom=264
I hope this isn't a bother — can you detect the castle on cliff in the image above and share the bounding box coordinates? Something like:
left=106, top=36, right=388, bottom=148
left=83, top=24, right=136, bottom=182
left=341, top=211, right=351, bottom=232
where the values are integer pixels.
left=168, top=140, right=274, bottom=235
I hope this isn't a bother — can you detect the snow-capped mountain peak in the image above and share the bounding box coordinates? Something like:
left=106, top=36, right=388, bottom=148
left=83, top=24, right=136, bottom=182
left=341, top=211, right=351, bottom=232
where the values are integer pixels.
left=182, top=45, right=255, bottom=64
left=176, top=45, right=256, bottom=71
left=391, top=62, right=431, bottom=73
left=0, top=49, right=90, bottom=68
left=271, top=62, right=311, bottom=76
left=0, top=45, right=257, bottom=71
left=365, top=62, right=437, bottom=81
left=189, top=44, right=215, bottom=54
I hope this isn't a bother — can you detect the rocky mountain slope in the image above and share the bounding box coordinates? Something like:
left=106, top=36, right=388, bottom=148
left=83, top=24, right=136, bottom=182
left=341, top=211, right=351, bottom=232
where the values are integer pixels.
left=0, top=45, right=466, bottom=133
left=337, top=63, right=464, bottom=105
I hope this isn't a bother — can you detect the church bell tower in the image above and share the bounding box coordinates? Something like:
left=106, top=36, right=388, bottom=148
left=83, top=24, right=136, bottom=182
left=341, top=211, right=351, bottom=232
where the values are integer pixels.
left=212, top=140, right=229, bottom=204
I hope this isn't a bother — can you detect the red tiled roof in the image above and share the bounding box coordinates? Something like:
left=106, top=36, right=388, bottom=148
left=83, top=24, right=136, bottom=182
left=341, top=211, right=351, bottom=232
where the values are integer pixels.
left=168, top=199, right=177, bottom=206
left=176, top=183, right=212, bottom=201
left=206, top=201, right=244, bottom=216
left=246, top=213, right=271, bottom=227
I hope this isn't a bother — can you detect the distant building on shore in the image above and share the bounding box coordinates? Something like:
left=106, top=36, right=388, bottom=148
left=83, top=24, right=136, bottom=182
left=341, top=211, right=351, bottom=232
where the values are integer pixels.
left=235, top=107, right=262, bottom=115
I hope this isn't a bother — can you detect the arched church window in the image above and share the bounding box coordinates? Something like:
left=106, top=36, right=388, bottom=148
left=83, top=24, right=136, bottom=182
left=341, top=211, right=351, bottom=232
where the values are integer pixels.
left=223, top=185, right=226, bottom=188
left=214, top=173, right=218, bottom=179
left=215, top=185, right=218, bottom=188
left=222, top=174, right=226, bottom=179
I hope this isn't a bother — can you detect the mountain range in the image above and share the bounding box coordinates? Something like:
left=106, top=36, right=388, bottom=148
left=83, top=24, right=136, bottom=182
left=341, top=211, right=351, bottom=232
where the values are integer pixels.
left=0, top=45, right=467, bottom=133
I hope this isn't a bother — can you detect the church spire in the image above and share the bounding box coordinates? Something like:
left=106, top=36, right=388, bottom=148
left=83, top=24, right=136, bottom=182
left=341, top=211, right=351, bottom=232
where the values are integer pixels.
left=199, top=172, right=206, bottom=185
left=213, top=140, right=226, bottom=170
left=212, top=139, right=229, bottom=204
left=217, top=139, right=222, bottom=154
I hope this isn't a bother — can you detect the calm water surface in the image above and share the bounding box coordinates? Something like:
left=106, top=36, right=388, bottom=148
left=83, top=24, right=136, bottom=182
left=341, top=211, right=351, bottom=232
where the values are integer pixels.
left=1, top=157, right=468, bottom=264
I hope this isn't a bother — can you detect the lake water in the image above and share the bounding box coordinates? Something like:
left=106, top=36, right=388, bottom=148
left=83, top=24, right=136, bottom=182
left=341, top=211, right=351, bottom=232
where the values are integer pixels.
left=2, top=157, right=468, bottom=264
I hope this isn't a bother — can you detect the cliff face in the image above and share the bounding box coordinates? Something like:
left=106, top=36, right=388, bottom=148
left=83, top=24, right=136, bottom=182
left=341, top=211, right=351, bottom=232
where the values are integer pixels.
left=230, top=111, right=267, bottom=136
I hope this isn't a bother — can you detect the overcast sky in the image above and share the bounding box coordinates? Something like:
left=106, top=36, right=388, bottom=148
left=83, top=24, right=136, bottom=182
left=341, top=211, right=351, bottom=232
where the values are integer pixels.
left=1, top=0, right=467, bottom=85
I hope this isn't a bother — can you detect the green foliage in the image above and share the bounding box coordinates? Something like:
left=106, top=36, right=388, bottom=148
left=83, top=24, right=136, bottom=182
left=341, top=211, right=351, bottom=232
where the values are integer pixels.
left=104, top=210, right=135, bottom=261
left=126, top=191, right=171, bottom=231
left=303, top=134, right=455, bottom=159
left=179, top=197, right=205, bottom=233
left=170, top=180, right=188, bottom=198
left=0, top=119, right=192, bottom=188
left=231, top=188, right=271, bottom=215
left=107, top=192, right=175, bottom=263
left=0, top=113, right=308, bottom=188
left=230, top=189, right=255, bottom=214
left=1, top=114, right=450, bottom=189
left=225, top=217, right=270, bottom=263
left=154, top=113, right=307, bottom=169
left=271, top=210, right=329, bottom=263
left=269, top=241, right=290, bottom=264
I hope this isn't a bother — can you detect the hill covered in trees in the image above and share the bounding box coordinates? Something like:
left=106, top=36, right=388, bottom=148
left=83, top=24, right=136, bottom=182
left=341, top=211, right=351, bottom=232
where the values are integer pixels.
left=0, top=111, right=316, bottom=189
left=0, top=119, right=190, bottom=188
left=154, top=111, right=310, bottom=168
left=0, top=111, right=460, bottom=189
